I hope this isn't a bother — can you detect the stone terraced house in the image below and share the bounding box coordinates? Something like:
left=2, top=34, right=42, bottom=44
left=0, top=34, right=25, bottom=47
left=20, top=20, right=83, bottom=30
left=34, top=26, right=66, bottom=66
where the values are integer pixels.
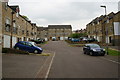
left=86, top=11, right=120, bottom=46
left=1, top=2, right=37, bottom=48
left=37, top=25, right=72, bottom=41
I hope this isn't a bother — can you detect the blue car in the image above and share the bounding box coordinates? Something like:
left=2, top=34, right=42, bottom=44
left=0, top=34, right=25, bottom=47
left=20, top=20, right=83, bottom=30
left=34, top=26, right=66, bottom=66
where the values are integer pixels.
left=14, top=41, right=43, bottom=54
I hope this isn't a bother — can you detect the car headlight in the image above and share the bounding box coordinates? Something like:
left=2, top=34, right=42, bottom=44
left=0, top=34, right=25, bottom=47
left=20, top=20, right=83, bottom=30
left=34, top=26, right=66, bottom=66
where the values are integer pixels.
left=103, top=49, right=106, bottom=51
left=92, top=49, right=97, bottom=51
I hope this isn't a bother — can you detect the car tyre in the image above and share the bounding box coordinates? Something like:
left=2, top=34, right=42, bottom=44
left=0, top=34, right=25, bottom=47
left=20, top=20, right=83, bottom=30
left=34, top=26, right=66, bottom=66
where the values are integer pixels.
left=34, top=50, right=38, bottom=54
left=16, top=47, right=19, bottom=50
left=101, top=54, right=105, bottom=56
left=84, top=51, right=86, bottom=54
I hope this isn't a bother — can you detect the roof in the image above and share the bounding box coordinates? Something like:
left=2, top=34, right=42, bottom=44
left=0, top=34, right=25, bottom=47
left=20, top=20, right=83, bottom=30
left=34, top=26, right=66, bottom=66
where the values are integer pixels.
left=37, top=27, right=48, bottom=31
left=9, top=5, right=19, bottom=13
left=48, top=25, right=72, bottom=29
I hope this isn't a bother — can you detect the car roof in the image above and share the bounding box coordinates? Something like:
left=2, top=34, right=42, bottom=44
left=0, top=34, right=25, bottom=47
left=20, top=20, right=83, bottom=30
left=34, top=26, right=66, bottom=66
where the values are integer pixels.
left=19, top=41, right=31, bottom=43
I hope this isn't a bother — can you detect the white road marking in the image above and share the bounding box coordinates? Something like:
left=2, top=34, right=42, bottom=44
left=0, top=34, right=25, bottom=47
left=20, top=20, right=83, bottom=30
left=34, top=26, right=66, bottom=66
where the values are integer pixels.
left=35, top=54, right=50, bottom=78
left=45, top=52, right=56, bottom=79
left=101, top=57, right=120, bottom=64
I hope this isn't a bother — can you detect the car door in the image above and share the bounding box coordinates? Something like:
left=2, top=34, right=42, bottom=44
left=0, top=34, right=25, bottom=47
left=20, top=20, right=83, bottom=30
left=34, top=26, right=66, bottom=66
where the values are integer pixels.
left=25, top=42, right=34, bottom=53
left=19, top=42, right=27, bottom=51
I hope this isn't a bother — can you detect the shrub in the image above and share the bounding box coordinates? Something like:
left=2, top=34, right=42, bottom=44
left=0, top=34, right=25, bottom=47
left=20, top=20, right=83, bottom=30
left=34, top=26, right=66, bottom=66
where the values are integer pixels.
left=2, top=48, right=29, bottom=54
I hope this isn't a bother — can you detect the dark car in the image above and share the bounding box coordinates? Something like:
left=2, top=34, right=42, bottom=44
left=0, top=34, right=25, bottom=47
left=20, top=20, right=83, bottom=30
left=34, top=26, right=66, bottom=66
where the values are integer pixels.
left=83, top=44, right=105, bottom=56
left=14, top=41, right=43, bottom=54
left=87, top=38, right=97, bottom=42
left=31, top=39, right=45, bottom=44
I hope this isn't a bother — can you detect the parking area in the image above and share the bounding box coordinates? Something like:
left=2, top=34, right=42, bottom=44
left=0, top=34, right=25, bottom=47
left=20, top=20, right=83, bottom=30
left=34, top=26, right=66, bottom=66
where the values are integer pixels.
left=2, top=50, right=54, bottom=78
left=2, top=41, right=119, bottom=79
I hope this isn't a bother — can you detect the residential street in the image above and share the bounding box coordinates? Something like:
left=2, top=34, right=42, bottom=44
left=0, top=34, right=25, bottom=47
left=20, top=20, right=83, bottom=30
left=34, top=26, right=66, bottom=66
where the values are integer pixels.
left=42, top=41, right=119, bottom=78
left=2, top=41, right=119, bottom=79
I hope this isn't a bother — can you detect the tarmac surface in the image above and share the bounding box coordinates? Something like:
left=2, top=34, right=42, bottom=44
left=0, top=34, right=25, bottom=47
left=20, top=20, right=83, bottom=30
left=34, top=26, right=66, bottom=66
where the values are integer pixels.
left=42, top=41, right=119, bottom=78
left=2, top=41, right=119, bottom=79
left=2, top=50, right=54, bottom=78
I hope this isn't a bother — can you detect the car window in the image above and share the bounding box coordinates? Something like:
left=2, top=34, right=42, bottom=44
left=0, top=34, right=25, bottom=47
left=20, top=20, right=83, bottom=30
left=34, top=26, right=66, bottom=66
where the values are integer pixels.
left=19, top=42, right=26, bottom=45
left=26, top=42, right=33, bottom=47
left=90, top=44, right=100, bottom=48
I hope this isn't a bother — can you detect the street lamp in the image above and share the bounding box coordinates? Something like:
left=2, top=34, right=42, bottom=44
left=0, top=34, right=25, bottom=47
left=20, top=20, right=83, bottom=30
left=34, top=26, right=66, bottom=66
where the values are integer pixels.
left=100, top=5, right=107, bottom=15
left=10, top=11, right=15, bottom=48
left=100, top=5, right=109, bottom=55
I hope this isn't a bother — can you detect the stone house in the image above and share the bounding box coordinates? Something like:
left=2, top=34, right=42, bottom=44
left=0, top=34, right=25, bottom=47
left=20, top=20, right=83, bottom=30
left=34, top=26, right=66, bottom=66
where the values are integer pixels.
left=1, top=2, right=38, bottom=48
left=37, top=27, right=48, bottom=41
left=86, top=11, right=120, bottom=46
left=37, top=25, right=72, bottom=41
left=48, top=25, right=72, bottom=40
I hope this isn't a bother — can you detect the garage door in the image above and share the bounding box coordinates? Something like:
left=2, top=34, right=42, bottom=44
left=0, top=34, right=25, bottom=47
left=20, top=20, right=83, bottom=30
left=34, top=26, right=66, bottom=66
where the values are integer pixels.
left=60, top=37, right=64, bottom=40
left=12, top=36, right=17, bottom=47
left=4, top=35, right=10, bottom=48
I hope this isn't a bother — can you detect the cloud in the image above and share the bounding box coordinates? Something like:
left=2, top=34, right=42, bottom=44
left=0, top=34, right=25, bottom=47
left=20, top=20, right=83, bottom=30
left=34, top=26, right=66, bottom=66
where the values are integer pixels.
left=8, top=0, right=119, bottom=30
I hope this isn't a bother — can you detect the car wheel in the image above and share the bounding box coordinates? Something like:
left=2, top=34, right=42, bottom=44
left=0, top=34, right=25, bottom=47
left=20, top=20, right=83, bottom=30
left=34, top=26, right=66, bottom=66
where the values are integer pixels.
left=34, top=50, right=38, bottom=54
left=16, top=47, right=19, bottom=50
left=84, top=51, right=86, bottom=54
left=90, top=52, right=93, bottom=56
left=101, top=54, right=105, bottom=56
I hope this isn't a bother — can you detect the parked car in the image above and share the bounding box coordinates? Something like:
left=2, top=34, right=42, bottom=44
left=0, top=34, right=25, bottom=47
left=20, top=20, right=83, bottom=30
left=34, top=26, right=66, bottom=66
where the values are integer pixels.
left=30, top=39, right=45, bottom=44
left=14, top=41, right=43, bottom=54
left=71, top=38, right=80, bottom=42
left=82, top=37, right=88, bottom=42
left=87, top=38, right=97, bottom=42
left=52, top=38, right=57, bottom=41
left=83, top=44, right=105, bottom=56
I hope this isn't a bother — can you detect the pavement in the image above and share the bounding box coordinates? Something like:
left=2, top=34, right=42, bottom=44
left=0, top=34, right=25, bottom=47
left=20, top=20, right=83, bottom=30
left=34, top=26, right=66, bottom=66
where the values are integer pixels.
left=109, top=46, right=120, bottom=51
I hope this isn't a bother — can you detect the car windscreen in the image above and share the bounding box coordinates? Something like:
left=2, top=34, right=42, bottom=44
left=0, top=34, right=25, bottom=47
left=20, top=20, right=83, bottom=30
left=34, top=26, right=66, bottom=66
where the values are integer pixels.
left=89, top=44, right=100, bottom=48
left=29, top=42, right=36, bottom=46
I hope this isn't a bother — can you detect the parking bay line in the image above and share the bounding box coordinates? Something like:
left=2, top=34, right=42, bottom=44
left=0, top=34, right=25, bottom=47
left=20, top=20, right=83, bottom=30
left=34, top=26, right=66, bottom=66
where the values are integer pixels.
left=45, top=52, right=56, bottom=79
left=100, top=57, right=120, bottom=64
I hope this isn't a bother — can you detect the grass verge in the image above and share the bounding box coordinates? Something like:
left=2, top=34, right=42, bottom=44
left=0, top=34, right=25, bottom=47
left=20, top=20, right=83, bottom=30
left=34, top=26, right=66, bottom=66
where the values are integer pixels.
left=107, top=48, right=120, bottom=56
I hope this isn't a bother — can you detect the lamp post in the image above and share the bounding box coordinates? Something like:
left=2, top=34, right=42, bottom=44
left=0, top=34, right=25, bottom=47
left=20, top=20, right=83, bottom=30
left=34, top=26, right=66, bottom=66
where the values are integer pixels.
left=100, top=5, right=109, bottom=55
left=10, top=11, right=14, bottom=48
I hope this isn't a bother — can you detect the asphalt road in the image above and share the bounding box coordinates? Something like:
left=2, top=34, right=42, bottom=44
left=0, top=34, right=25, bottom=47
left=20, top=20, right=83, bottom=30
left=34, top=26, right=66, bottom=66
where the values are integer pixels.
left=42, top=41, right=119, bottom=78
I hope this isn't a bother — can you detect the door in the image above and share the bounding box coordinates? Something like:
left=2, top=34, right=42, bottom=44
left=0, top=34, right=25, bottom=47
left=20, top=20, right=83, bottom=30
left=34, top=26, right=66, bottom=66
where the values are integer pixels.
left=4, top=35, right=10, bottom=48
left=12, top=36, right=17, bottom=48
left=25, top=42, right=34, bottom=53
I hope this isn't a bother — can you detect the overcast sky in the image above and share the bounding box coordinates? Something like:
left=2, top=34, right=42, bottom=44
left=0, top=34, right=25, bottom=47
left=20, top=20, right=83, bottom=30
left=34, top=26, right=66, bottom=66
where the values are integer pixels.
left=8, top=0, right=119, bottom=30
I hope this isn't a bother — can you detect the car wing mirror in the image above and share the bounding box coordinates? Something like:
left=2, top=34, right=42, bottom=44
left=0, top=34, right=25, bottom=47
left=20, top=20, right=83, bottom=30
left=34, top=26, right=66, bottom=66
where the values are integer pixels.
left=87, top=46, right=90, bottom=49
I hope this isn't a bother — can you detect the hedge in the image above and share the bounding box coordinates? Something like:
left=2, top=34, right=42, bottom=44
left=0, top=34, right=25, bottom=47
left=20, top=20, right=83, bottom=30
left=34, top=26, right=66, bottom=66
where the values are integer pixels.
left=2, top=48, right=29, bottom=54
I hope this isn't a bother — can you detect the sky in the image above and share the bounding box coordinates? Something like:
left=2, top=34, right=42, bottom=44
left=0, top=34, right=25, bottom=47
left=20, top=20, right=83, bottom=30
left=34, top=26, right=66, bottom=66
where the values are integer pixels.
left=8, top=0, right=120, bottom=30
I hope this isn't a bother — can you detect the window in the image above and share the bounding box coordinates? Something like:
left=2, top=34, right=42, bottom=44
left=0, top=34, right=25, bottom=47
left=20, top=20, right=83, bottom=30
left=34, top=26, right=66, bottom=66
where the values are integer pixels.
left=5, top=3, right=8, bottom=10
left=97, top=21, right=100, bottom=25
left=20, top=42, right=26, bottom=45
left=26, top=43, right=32, bottom=47
left=13, top=23, right=17, bottom=34
left=6, top=18, right=10, bottom=24
left=13, top=27, right=17, bottom=34
left=22, top=30, right=24, bottom=34
left=5, top=18, right=11, bottom=32
left=5, top=24, right=10, bottom=32
left=13, top=23, right=16, bottom=27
